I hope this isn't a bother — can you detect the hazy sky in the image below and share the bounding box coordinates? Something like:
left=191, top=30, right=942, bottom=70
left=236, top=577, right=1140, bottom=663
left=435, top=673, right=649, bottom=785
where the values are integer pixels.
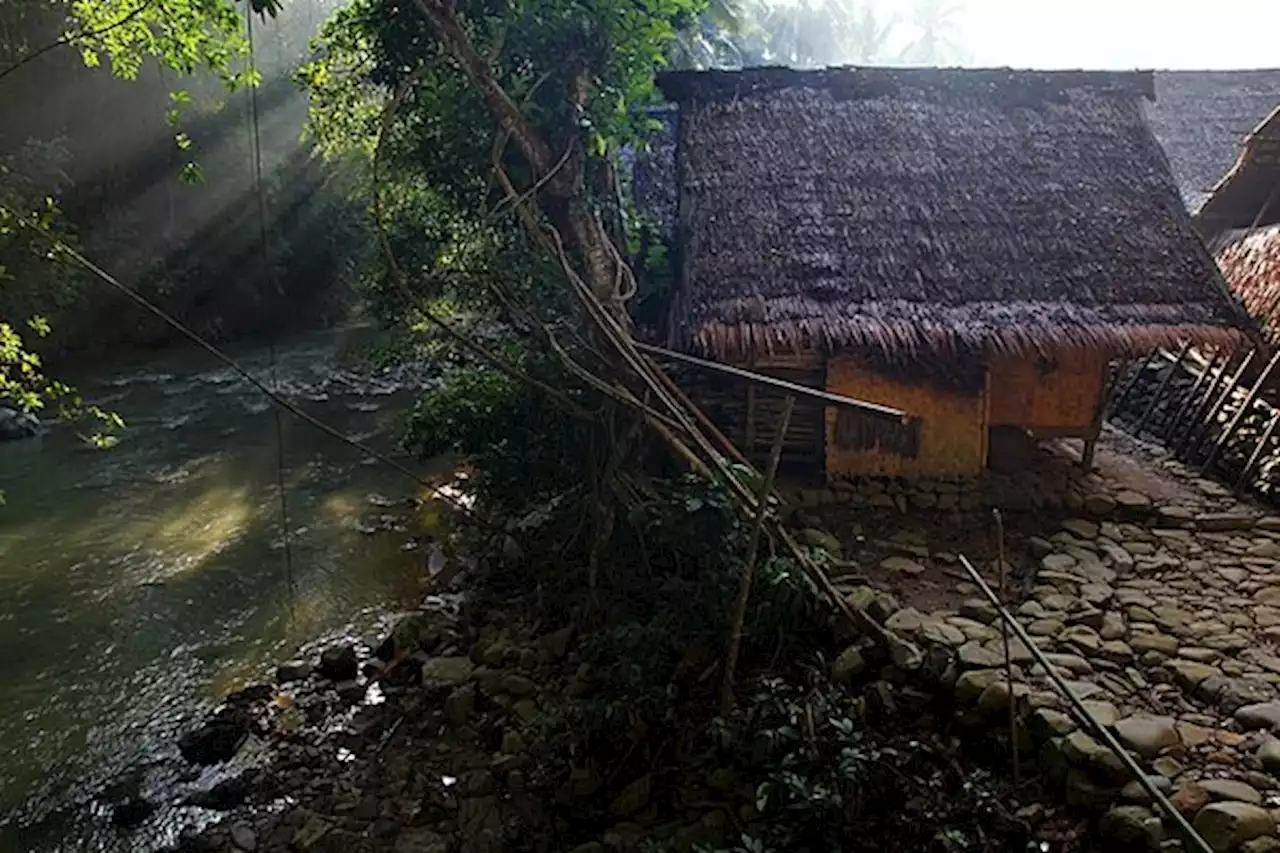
left=872, top=0, right=1280, bottom=69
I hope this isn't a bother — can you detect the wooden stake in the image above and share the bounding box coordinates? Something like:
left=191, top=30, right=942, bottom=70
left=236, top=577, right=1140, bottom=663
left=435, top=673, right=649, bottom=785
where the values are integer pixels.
left=1185, top=348, right=1256, bottom=459
left=1132, top=342, right=1191, bottom=437
left=1108, top=350, right=1160, bottom=416
left=1235, top=410, right=1280, bottom=492
left=1203, top=348, right=1280, bottom=474
left=721, top=395, right=794, bottom=715
left=1164, top=348, right=1224, bottom=442
left=956, top=555, right=1216, bottom=853
left=993, top=509, right=1019, bottom=784
left=1173, top=349, right=1237, bottom=454
left=1083, top=361, right=1121, bottom=468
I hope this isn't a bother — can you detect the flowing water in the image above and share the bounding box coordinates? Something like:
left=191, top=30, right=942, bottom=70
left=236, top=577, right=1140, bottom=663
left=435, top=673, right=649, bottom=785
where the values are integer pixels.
left=0, top=327, right=446, bottom=851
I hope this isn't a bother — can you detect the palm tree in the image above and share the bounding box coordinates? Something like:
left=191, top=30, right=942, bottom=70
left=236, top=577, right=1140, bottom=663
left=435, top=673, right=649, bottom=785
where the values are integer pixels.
left=902, top=0, right=967, bottom=65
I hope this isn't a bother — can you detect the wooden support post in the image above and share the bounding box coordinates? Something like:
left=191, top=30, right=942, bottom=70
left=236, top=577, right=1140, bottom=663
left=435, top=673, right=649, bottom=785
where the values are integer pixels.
left=993, top=509, right=1018, bottom=784
left=1132, top=341, right=1191, bottom=437
left=1203, top=348, right=1280, bottom=474
left=721, top=395, right=794, bottom=714
left=1235, top=410, right=1280, bottom=493
left=744, top=382, right=757, bottom=454
left=1183, top=348, right=1256, bottom=459
left=1108, top=350, right=1160, bottom=419
left=1083, top=360, right=1122, bottom=468
left=1164, top=348, right=1224, bottom=442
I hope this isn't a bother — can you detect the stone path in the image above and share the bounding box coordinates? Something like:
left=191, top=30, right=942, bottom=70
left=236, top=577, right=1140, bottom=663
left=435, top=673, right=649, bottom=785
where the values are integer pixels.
left=826, top=434, right=1280, bottom=851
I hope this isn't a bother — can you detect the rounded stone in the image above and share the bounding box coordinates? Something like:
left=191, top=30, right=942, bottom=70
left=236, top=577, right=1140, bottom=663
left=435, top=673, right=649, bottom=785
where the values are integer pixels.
left=1193, top=801, right=1277, bottom=852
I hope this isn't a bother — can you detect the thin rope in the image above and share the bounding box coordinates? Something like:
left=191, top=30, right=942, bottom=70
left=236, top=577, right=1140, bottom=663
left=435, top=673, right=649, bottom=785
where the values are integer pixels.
left=246, top=4, right=297, bottom=607
left=48, top=239, right=497, bottom=531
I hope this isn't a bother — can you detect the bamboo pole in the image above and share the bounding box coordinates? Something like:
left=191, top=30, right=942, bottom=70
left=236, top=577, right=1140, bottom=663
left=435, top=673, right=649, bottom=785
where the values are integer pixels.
left=1235, top=410, right=1280, bottom=493
left=721, top=396, right=794, bottom=714
left=635, top=341, right=906, bottom=422
left=1108, top=350, right=1160, bottom=417
left=1164, top=348, right=1224, bottom=442
left=956, top=555, right=1215, bottom=853
left=1132, top=341, right=1190, bottom=437
left=1083, top=361, right=1121, bottom=468
left=1184, top=348, right=1256, bottom=459
left=992, top=510, right=1018, bottom=784
left=1203, top=348, right=1280, bottom=474
left=1173, top=349, right=1238, bottom=455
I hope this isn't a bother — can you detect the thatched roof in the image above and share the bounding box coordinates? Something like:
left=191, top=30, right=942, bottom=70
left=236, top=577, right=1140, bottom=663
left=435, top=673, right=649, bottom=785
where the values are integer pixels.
left=1144, top=70, right=1280, bottom=212
left=1217, top=226, right=1280, bottom=344
left=653, top=66, right=1249, bottom=361
left=1195, top=107, right=1280, bottom=242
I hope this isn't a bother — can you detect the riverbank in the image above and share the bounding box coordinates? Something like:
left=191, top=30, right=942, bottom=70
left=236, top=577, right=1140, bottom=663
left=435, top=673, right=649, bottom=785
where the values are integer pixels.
left=157, top=559, right=1071, bottom=853
left=0, top=327, right=456, bottom=852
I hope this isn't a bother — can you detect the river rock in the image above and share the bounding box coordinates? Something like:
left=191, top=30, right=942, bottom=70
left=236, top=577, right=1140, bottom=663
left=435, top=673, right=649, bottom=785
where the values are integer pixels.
left=275, top=660, right=312, bottom=683
left=1194, top=802, right=1276, bottom=851
left=1171, top=784, right=1212, bottom=817
left=394, top=827, right=449, bottom=853
left=1099, top=805, right=1158, bottom=845
left=610, top=774, right=652, bottom=817
left=832, top=646, right=867, bottom=683
left=1113, top=715, right=1179, bottom=758
left=110, top=796, right=156, bottom=829
left=1237, top=703, right=1280, bottom=731
left=1131, top=632, right=1179, bottom=656
left=1063, top=731, right=1127, bottom=782
left=1258, top=738, right=1280, bottom=773
left=1200, top=779, right=1264, bottom=805
left=317, top=644, right=358, bottom=681
left=0, top=406, right=40, bottom=441
left=880, top=556, right=925, bottom=575
left=178, top=709, right=250, bottom=765
left=230, top=825, right=258, bottom=852
left=421, top=656, right=475, bottom=687
left=183, top=771, right=256, bottom=810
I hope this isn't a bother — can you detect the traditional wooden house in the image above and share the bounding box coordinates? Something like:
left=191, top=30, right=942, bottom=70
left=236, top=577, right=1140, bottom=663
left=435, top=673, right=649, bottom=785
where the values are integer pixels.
left=1142, top=70, right=1280, bottom=212
left=1196, top=106, right=1280, bottom=343
left=635, top=67, right=1251, bottom=481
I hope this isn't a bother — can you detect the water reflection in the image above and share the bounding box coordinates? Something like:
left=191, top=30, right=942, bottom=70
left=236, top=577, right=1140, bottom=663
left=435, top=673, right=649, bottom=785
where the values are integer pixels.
left=0, top=328, right=442, bottom=851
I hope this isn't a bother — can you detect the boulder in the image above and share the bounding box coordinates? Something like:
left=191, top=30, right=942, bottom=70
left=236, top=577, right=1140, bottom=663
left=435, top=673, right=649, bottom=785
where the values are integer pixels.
left=1193, top=802, right=1276, bottom=852
left=178, top=709, right=251, bottom=765
left=317, top=644, right=358, bottom=681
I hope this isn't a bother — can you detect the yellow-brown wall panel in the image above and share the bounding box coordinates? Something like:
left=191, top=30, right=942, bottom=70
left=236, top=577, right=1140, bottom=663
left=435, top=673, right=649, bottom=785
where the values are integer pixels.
left=988, top=351, right=1107, bottom=433
left=825, top=357, right=987, bottom=478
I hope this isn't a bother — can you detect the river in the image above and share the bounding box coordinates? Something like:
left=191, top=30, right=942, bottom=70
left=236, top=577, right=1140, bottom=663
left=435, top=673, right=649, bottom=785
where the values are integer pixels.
left=0, top=327, right=446, bottom=851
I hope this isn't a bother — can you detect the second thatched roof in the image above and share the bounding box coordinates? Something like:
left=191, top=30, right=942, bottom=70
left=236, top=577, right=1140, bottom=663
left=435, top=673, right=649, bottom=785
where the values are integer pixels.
left=652, top=67, right=1249, bottom=361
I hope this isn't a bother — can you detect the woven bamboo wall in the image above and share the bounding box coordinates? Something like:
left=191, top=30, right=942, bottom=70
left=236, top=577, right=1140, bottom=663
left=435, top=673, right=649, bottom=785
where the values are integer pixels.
left=987, top=350, right=1108, bottom=435
left=825, top=356, right=988, bottom=477
left=672, top=353, right=827, bottom=477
